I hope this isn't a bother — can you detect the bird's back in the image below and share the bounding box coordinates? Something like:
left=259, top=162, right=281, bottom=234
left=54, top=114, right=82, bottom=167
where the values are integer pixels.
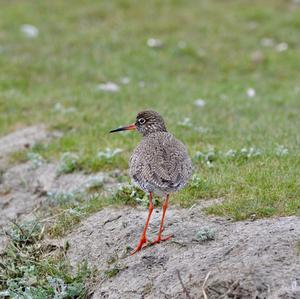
left=129, top=132, right=192, bottom=196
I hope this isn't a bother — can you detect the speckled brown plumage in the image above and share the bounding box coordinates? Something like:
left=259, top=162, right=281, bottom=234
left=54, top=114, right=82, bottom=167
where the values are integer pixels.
left=130, top=131, right=192, bottom=196
left=110, top=110, right=192, bottom=254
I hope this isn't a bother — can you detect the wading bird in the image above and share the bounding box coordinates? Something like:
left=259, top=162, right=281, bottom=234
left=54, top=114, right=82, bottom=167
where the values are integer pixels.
left=110, top=110, right=192, bottom=254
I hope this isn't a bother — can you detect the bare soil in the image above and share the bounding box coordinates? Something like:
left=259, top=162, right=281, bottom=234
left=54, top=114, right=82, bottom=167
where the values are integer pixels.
left=66, top=207, right=300, bottom=299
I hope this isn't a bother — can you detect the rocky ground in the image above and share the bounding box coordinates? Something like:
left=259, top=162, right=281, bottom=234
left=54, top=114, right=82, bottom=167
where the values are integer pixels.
left=0, top=126, right=300, bottom=299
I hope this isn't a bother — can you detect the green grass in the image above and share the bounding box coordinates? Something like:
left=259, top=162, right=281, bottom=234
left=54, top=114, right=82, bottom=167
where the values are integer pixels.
left=1, top=0, right=300, bottom=220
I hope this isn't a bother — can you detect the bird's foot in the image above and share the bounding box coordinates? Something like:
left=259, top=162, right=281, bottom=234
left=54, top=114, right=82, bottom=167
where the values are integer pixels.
left=150, top=235, right=172, bottom=246
left=130, top=236, right=150, bottom=255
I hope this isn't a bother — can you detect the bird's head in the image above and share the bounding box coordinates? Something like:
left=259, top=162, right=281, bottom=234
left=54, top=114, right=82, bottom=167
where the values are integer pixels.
left=110, top=110, right=167, bottom=136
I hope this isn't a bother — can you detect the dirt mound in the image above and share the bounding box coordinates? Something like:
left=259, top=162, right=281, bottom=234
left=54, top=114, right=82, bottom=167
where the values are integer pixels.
left=0, top=160, right=122, bottom=253
left=65, top=206, right=300, bottom=299
left=0, top=125, right=60, bottom=168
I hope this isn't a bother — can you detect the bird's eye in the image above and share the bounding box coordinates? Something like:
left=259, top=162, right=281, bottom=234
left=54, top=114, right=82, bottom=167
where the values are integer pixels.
left=138, top=118, right=146, bottom=125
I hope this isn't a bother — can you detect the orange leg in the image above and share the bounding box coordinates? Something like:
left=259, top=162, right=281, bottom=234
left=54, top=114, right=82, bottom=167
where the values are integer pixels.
left=131, top=192, right=154, bottom=255
left=151, top=194, right=172, bottom=245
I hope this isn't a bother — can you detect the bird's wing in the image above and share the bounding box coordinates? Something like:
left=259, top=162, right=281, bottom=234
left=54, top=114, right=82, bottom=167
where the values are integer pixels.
left=130, top=133, right=192, bottom=193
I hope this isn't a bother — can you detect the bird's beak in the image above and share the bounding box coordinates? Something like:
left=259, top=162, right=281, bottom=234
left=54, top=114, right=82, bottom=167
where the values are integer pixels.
left=109, top=123, right=136, bottom=133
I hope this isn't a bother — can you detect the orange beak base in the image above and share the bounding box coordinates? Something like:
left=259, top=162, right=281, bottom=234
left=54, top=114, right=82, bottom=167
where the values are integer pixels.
left=109, top=123, right=136, bottom=133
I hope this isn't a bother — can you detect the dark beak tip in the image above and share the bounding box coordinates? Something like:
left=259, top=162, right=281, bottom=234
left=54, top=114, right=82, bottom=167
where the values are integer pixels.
left=109, top=129, right=117, bottom=133
left=109, top=124, right=136, bottom=134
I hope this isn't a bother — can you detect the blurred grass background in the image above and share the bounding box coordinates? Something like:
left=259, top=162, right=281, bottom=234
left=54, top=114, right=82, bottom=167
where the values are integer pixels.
left=0, top=0, right=299, bottom=219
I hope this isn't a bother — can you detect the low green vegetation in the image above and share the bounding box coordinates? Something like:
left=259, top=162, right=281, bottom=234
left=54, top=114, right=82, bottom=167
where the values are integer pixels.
left=44, top=184, right=147, bottom=238
left=1, top=0, right=300, bottom=220
left=104, top=268, right=122, bottom=279
left=196, top=228, right=216, bottom=242
left=0, top=221, right=95, bottom=298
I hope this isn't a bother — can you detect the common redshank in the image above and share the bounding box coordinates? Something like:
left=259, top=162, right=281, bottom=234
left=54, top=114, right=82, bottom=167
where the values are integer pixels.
left=110, top=110, right=192, bottom=254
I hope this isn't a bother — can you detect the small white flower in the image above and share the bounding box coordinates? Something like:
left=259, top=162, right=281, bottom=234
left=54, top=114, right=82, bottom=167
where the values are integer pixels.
left=224, top=149, right=237, bottom=157
left=96, top=82, right=120, bottom=92
left=194, top=148, right=216, bottom=167
left=206, top=160, right=214, bottom=168
left=130, top=190, right=136, bottom=198
left=177, top=41, right=187, bottom=49
left=276, top=145, right=289, bottom=156
left=260, top=37, right=274, bottom=47
left=194, top=126, right=209, bottom=133
left=178, top=118, right=192, bottom=127
left=190, top=174, right=201, bottom=187
left=241, top=148, right=248, bottom=154
left=197, top=48, right=206, bottom=57
left=194, top=99, right=206, bottom=107
left=275, top=42, right=288, bottom=52
left=139, top=81, right=145, bottom=88
left=98, top=148, right=123, bottom=159
left=54, top=103, right=63, bottom=112
left=120, top=77, right=130, bottom=85
left=20, top=24, right=39, bottom=38
left=147, top=38, right=163, bottom=48
left=239, top=147, right=261, bottom=158
left=246, top=88, right=256, bottom=98
left=53, top=103, right=77, bottom=114
left=247, top=147, right=261, bottom=157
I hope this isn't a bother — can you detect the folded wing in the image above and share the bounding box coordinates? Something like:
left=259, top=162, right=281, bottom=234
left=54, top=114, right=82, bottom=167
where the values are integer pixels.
left=130, top=132, right=192, bottom=194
